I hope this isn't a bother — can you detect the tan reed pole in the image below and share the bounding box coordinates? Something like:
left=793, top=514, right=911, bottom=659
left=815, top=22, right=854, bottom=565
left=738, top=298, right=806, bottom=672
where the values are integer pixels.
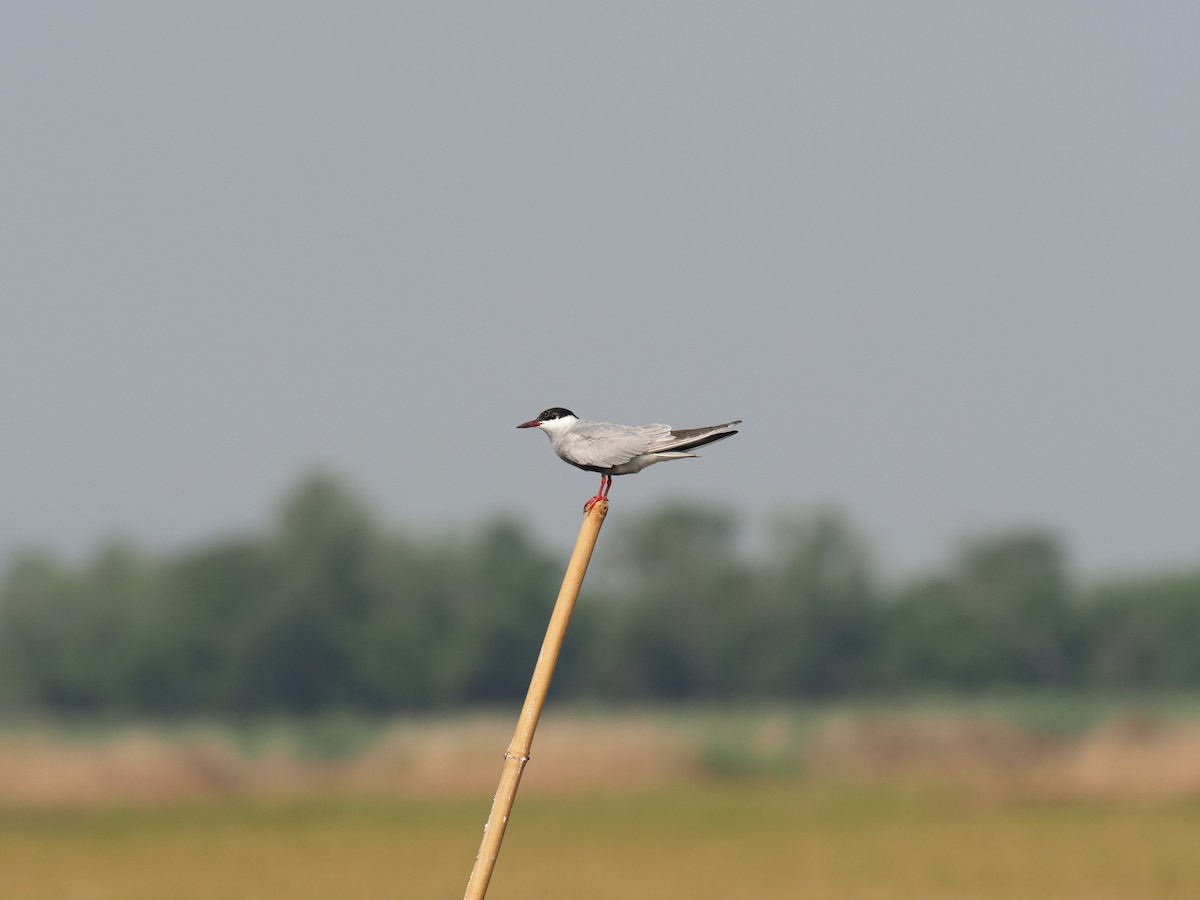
left=463, top=499, right=609, bottom=900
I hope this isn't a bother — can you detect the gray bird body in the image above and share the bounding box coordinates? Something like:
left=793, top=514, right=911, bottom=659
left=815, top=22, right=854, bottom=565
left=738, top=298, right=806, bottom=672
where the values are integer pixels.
left=517, top=408, right=740, bottom=507
left=546, top=418, right=740, bottom=475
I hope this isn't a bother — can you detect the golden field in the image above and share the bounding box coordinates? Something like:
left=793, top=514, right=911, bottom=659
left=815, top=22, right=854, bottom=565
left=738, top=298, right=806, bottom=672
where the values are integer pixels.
left=2, top=703, right=1200, bottom=898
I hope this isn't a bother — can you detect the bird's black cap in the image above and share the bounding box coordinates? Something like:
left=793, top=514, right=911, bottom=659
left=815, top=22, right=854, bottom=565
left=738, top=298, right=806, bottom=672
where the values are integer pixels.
left=536, top=407, right=576, bottom=421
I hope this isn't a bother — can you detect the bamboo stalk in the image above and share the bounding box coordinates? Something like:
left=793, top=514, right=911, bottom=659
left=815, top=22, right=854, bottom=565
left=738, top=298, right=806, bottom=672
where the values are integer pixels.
left=463, top=500, right=609, bottom=900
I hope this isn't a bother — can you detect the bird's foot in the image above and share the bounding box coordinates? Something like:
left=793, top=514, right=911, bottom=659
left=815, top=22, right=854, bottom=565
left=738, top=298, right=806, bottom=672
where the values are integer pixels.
left=583, top=495, right=603, bottom=513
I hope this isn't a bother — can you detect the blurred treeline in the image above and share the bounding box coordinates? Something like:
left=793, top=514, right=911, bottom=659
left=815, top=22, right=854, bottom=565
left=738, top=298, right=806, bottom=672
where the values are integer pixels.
left=1, top=473, right=1198, bottom=715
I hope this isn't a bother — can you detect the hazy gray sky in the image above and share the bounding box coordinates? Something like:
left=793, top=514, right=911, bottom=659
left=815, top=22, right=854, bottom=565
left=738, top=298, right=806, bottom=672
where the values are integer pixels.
left=3, top=5, right=1198, bottom=576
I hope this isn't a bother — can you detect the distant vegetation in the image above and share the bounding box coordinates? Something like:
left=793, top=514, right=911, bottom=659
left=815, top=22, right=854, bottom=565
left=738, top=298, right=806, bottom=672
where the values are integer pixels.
left=1, top=472, right=1198, bottom=715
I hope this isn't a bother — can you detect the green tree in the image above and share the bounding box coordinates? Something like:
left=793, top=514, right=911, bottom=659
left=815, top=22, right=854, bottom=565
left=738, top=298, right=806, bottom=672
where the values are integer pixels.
left=592, top=504, right=751, bottom=698
left=879, top=530, right=1077, bottom=688
left=954, top=531, right=1077, bottom=684
left=748, top=510, right=879, bottom=695
left=435, top=520, right=561, bottom=703
left=225, top=472, right=379, bottom=712
left=129, top=539, right=275, bottom=712
left=1085, top=568, right=1200, bottom=686
left=343, top=532, right=453, bottom=709
left=876, top=576, right=1006, bottom=687
left=0, top=542, right=161, bottom=710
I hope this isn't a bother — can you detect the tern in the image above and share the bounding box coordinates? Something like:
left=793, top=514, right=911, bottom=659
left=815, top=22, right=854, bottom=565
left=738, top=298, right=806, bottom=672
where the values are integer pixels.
left=517, top=407, right=742, bottom=511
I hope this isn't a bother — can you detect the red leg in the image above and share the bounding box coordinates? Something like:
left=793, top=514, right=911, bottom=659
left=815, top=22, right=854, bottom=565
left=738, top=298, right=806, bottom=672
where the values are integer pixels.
left=584, top=475, right=607, bottom=512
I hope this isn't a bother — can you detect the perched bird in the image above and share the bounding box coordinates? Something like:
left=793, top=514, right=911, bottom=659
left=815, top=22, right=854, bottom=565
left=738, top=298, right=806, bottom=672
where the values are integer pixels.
left=517, top=407, right=742, bottom=511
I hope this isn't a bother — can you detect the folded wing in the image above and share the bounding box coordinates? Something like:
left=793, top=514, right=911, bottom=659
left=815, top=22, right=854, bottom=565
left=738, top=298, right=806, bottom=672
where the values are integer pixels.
left=558, top=420, right=742, bottom=469
left=557, top=422, right=672, bottom=469
left=648, top=420, right=742, bottom=454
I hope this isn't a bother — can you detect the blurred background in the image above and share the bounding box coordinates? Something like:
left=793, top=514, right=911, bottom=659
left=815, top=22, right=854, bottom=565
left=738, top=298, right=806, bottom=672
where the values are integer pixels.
left=3, top=4, right=1199, bottom=898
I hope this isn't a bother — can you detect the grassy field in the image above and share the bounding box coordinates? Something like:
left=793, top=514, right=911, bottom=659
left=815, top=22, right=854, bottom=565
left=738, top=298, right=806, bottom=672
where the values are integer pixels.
left=3, top=699, right=1200, bottom=898
left=2, top=784, right=1199, bottom=899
